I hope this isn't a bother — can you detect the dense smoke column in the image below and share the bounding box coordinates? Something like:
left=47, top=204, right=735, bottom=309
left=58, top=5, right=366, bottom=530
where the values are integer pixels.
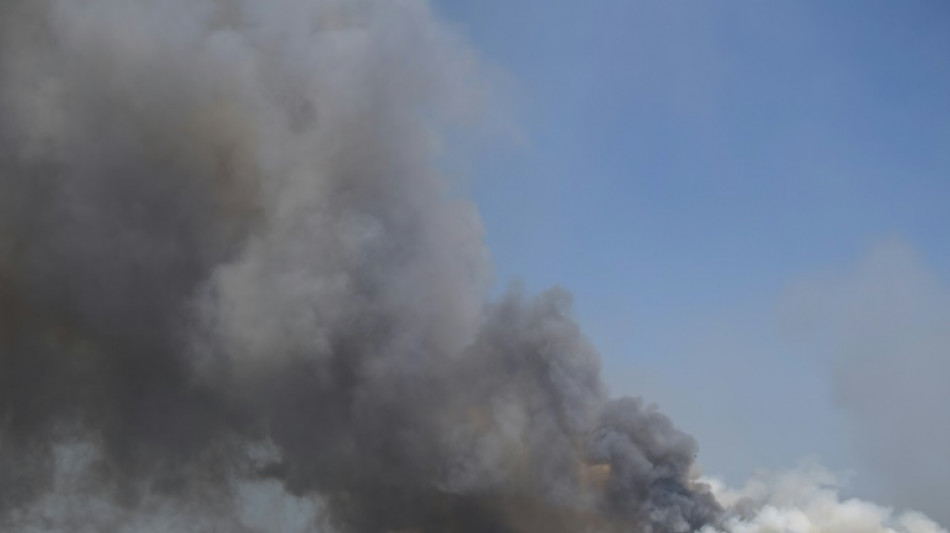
left=0, top=0, right=720, bottom=531
left=0, top=0, right=256, bottom=514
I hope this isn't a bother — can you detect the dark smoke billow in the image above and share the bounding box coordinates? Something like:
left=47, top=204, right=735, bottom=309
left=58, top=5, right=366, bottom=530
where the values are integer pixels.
left=0, top=0, right=720, bottom=531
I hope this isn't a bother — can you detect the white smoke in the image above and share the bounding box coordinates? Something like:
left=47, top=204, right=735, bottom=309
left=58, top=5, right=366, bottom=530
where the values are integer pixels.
left=704, top=466, right=947, bottom=533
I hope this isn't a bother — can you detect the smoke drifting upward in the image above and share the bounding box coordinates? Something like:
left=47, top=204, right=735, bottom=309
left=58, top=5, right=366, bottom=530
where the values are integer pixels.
left=780, top=241, right=950, bottom=526
left=701, top=466, right=947, bottom=533
left=0, top=0, right=718, bottom=530
left=0, top=1, right=944, bottom=533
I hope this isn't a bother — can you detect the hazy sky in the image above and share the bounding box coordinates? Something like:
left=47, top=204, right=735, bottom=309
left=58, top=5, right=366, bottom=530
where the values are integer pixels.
left=434, top=0, right=950, bottom=522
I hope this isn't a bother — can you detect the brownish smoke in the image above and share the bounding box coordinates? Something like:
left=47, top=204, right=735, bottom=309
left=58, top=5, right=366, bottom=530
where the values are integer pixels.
left=0, top=1, right=719, bottom=531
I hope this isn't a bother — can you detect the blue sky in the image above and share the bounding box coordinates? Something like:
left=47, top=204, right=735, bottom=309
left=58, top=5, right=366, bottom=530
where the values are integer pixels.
left=434, top=0, right=950, bottom=518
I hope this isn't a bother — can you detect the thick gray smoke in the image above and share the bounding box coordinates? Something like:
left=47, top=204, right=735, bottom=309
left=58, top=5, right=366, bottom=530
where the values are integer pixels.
left=0, top=0, right=719, bottom=531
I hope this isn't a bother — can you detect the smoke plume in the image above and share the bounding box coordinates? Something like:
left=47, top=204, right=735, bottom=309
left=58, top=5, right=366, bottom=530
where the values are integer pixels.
left=0, top=1, right=944, bottom=532
left=702, top=466, right=947, bottom=533
left=0, top=0, right=718, bottom=531
left=780, top=240, right=950, bottom=525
